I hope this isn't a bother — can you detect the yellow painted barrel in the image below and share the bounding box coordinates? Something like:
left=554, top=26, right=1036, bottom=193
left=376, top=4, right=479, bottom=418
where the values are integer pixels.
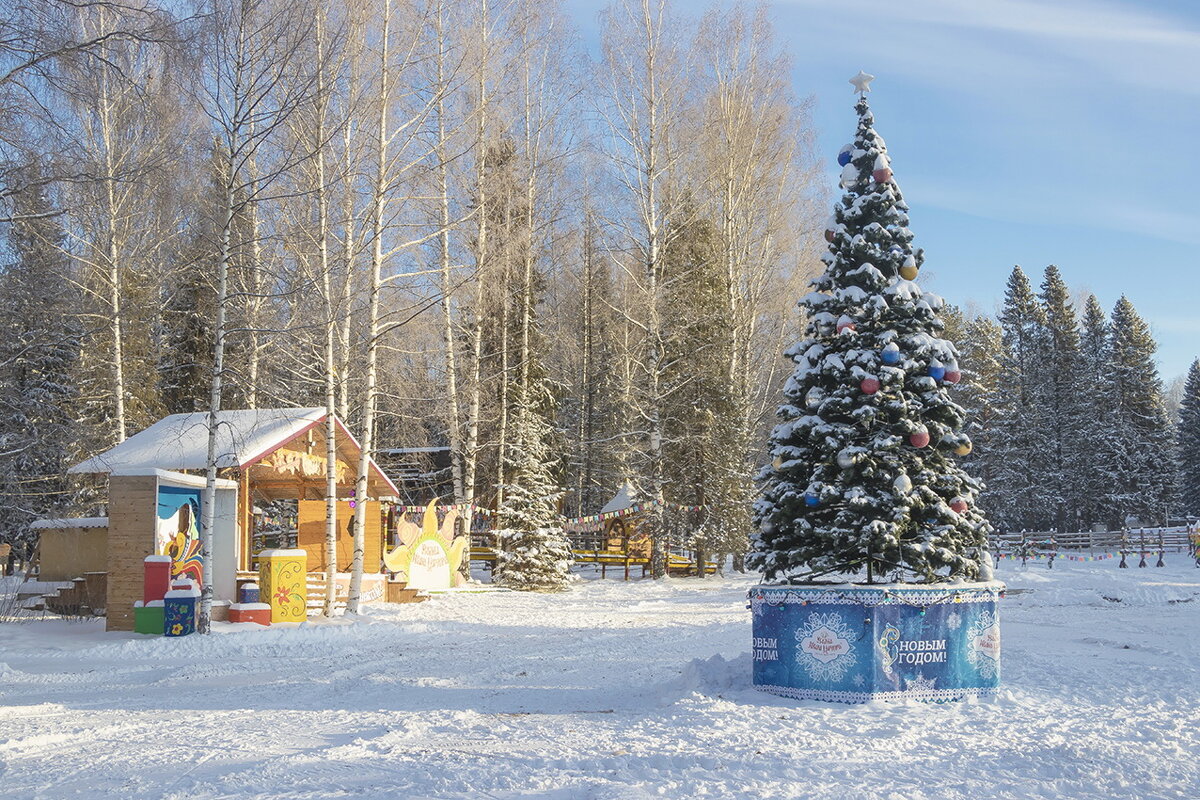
left=257, top=549, right=308, bottom=623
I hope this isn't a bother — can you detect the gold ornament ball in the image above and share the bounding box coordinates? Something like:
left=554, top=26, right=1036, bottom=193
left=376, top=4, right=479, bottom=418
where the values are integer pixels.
left=955, top=440, right=973, bottom=456
left=899, top=264, right=919, bottom=280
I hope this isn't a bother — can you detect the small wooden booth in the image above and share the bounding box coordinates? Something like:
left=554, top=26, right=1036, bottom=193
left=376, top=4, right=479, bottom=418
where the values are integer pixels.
left=600, top=481, right=652, bottom=560
left=67, top=408, right=399, bottom=629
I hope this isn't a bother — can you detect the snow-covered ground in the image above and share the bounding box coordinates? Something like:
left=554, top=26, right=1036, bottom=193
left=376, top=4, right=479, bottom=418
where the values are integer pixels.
left=2, top=558, right=1198, bottom=800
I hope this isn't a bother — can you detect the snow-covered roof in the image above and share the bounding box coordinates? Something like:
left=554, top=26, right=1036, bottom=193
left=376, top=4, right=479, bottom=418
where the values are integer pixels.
left=29, top=517, right=109, bottom=530
left=599, top=481, right=640, bottom=514
left=69, top=408, right=327, bottom=475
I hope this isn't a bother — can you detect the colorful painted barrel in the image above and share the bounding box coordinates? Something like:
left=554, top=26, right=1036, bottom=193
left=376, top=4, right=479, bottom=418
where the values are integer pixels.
left=228, top=602, right=272, bottom=626
left=749, top=582, right=1004, bottom=703
left=258, top=549, right=307, bottom=623
left=163, top=584, right=199, bottom=637
left=239, top=582, right=261, bottom=605
left=133, top=601, right=164, bottom=635
left=143, top=555, right=172, bottom=604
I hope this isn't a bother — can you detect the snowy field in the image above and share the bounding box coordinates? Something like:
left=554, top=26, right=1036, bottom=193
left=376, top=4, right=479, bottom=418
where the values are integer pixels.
left=1, top=559, right=1198, bottom=800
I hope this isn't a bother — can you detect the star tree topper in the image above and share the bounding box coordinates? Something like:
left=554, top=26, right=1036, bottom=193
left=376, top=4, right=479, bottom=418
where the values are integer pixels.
left=850, top=70, right=875, bottom=94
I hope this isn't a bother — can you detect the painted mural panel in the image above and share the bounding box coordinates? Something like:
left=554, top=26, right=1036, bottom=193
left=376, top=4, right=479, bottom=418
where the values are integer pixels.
left=155, top=485, right=203, bottom=587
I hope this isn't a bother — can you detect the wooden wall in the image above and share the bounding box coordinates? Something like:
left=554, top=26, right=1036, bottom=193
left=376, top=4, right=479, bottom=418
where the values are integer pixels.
left=105, top=475, right=158, bottom=632
left=38, top=527, right=108, bottom=581
left=296, top=500, right=386, bottom=573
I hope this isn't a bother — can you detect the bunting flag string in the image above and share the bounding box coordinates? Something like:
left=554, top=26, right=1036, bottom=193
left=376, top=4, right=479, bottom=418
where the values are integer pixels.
left=395, top=503, right=495, bottom=517
left=393, top=499, right=705, bottom=527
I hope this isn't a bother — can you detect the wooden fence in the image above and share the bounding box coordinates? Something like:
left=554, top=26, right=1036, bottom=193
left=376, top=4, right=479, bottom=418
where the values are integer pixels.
left=993, top=525, right=1199, bottom=567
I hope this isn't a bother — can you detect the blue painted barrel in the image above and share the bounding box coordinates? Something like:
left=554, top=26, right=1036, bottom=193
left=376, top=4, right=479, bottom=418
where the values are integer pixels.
left=239, top=582, right=260, bottom=605
left=163, top=585, right=199, bottom=636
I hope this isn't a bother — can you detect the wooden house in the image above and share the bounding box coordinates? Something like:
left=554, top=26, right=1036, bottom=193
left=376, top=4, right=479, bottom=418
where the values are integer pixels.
left=61, top=408, right=399, bottom=630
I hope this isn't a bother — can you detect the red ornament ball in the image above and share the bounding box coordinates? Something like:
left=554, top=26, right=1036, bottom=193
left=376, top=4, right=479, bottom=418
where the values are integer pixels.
left=944, top=369, right=961, bottom=384
left=861, top=377, right=880, bottom=395
left=949, top=498, right=969, bottom=514
left=909, top=429, right=930, bottom=448
left=837, top=318, right=857, bottom=334
left=825, top=228, right=836, bottom=243
left=873, top=167, right=893, bottom=184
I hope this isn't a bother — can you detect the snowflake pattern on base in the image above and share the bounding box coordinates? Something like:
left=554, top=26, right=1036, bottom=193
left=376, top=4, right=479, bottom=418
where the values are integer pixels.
left=904, top=673, right=938, bottom=693
left=795, top=612, right=858, bottom=682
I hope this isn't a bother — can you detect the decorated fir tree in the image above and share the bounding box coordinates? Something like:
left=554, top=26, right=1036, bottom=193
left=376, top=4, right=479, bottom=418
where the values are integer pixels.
left=750, top=73, right=993, bottom=584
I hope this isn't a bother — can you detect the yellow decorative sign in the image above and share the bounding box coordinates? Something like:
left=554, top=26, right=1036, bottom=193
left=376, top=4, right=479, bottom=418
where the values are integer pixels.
left=383, top=501, right=466, bottom=591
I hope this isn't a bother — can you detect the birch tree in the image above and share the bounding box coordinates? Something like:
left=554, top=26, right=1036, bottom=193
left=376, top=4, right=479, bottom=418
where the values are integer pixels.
left=599, top=0, right=692, bottom=577
left=196, top=0, right=315, bottom=633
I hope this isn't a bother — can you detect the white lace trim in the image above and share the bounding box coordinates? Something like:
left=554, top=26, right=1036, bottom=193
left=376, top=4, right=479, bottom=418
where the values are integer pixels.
left=749, top=584, right=1001, bottom=613
left=753, top=682, right=998, bottom=704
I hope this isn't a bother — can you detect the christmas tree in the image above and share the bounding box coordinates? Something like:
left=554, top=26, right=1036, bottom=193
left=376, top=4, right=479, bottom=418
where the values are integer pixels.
left=750, top=73, right=993, bottom=584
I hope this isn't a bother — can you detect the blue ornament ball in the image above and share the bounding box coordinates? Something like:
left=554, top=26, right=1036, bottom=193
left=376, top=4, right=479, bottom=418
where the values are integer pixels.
left=837, top=145, right=853, bottom=167
left=804, top=492, right=820, bottom=508
left=928, top=361, right=946, bottom=381
left=881, top=343, right=901, bottom=365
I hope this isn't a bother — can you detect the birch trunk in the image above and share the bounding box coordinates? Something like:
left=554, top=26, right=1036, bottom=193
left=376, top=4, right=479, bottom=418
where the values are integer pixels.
left=347, top=0, right=391, bottom=613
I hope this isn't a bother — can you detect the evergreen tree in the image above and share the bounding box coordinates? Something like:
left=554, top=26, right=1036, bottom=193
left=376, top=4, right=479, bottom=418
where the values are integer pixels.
left=492, top=177, right=573, bottom=591
left=0, top=171, right=81, bottom=559
left=493, top=381, right=573, bottom=591
left=751, top=88, right=992, bottom=584
left=1038, top=265, right=1084, bottom=531
left=660, top=208, right=751, bottom=573
left=989, top=266, right=1048, bottom=531
left=1178, top=359, right=1200, bottom=516
left=956, top=314, right=1004, bottom=522
left=1075, top=294, right=1115, bottom=529
left=1108, top=296, right=1175, bottom=526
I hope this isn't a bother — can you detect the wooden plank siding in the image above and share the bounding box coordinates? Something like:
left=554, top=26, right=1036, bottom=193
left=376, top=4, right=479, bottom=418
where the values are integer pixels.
left=295, top=500, right=387, bottom=574
left=104, top=475, right=158, bottom=631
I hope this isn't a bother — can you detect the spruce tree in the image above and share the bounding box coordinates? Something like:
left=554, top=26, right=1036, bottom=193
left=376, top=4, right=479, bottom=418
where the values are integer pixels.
left=956, top=315, right=1004, bottom=522
left=1038, top=265, right=1084, bottom=531
left=493, top=379, right=573, bottom=591
left=660, top=209, right=751, bottom=574
left=1178, top=359, right=1200, bottom=516
left=1076, top=294, right=1116, bottom=529
left=1108, top=296, right=1175, bottom=526
left=989, top=267, right=1048, bottom=531
left=0, top=171, right=81, bottom=559
left=751, top=85, right=992, bottom=584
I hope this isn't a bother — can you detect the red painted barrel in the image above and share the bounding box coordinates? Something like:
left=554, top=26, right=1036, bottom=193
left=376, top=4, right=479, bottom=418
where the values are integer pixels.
left=143, top=555, right=172, bottom=604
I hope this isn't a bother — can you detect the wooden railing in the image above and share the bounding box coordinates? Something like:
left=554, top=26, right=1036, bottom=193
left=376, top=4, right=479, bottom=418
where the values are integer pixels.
left=993, top=526, right=1199, bottom=567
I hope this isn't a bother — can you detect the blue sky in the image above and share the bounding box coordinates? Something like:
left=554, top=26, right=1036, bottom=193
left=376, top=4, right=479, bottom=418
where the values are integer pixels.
left=566, top=0, right=1199, bottom=382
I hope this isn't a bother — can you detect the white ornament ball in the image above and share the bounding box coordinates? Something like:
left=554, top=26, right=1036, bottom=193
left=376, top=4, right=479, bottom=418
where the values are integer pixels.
left=893, top=474, right=912, bottom=494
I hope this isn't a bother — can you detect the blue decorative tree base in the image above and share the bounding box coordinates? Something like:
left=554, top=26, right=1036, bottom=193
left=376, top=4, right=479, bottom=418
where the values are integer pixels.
left=750, top=583, right=1004, bottom=703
